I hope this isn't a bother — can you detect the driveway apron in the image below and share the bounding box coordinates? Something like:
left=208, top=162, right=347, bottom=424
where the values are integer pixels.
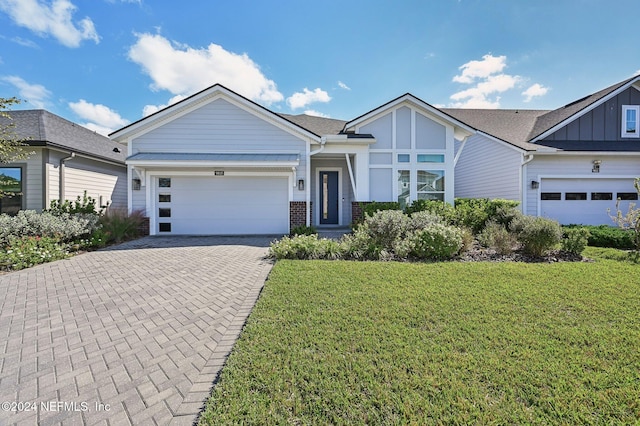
left=0, top=236, right=275, bottom=425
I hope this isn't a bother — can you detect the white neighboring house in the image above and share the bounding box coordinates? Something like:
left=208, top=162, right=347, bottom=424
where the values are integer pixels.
left=110, top=76, right=640, bottom=236
left=447, top=75, right=640, bottom=225
left=0, top=110, right=127, bottom=214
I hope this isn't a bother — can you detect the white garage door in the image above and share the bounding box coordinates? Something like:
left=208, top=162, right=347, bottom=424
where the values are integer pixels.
left=155, top=176, right=289, bottom=235
left=540, top=178, right=638, bottom=225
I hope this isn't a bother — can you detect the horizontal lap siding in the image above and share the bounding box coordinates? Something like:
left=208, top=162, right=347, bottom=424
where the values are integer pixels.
left=526, top=156, right=640, bottom=216
left=132, top=98, right=308, bottom=202
left=455, top=134, right=521, bottom=201
left=62, top=157, right=127, bottom=209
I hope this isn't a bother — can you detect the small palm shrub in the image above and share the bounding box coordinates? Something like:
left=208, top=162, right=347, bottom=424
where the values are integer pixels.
left=99, top=209, right=146, bottom=244
left=512, top=215, right=563, bottom=257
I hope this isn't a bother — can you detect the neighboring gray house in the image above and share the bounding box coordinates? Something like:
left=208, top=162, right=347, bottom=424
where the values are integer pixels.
left=447, top=75, right=640, bottom=225
left=110, top=76, right=640, bottom=235
left=0, top=110, right=127, bottom=214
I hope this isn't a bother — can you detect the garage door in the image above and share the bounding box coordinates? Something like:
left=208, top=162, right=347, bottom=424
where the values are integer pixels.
left=155, top=176, right=289, bottom=235
left=540, top=178, right=637, bottom=225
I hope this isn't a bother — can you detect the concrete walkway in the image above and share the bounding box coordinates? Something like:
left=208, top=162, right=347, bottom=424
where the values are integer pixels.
left=0, top=236, right=275, bottom=425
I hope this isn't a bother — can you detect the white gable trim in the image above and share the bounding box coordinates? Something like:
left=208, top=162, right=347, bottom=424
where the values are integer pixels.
left=111, top=85, right=321, bottom=144
left=531, top=77, right=640, bottom=143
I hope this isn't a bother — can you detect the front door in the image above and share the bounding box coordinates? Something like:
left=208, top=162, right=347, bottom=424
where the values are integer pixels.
left=319, top=171, right=339, bottom=225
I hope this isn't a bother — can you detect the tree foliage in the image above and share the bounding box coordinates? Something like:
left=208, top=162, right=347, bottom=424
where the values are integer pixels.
left=608, top=178, right=640, bottom=251
left=0, top=97, right=32, bottom=163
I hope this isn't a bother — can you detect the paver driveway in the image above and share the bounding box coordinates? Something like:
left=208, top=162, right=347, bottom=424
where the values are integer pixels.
left=0, top=236, right=275, bottom=425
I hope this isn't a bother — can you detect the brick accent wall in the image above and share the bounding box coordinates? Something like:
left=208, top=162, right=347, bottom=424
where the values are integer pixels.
left=289, top=201, right=312, bottom=230
left=137, top=217, right=150, bottom=236
left=351, top=201, right=371, bottom=224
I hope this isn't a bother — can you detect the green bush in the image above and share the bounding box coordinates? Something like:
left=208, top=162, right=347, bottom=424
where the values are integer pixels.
left=0, top=210, right=100, bottom=245
left=362, top=201, right=401, bottom=218
left=565, top=225, right=635, bottom=250
left=405, top=200, right=456, bottom=224
left=409, top=224, right=463, bottom=260
left=363, top=210, right=410, bottom=251
left=561, top=227, right=590, bottom=255
left=0, top=236, right=69, bottom=271
left=99, top=209, right=146, bottom=244
left=269, top=234, right=341, bottom=260
left=478, top=220, right=517, bottom=255
left=512, top=216, right=563, bottom=257
left=407, top=210, right=445, bottom=231
left=47, top=191, right=100, bottom=215
left=290, top=225, right=317, bottom=236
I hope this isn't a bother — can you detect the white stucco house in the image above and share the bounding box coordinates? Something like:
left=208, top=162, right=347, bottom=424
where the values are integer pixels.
left=110, top=76, right=640, bottom=235
left=0, top=110, right=127, bottom=215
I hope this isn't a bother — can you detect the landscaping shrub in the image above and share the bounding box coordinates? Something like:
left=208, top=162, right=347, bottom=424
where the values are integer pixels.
left=0, top=236, right=69, bottom=271
left=406, top=210, right=445, bottom=231
left=99, top=209, right=146, bottom=244
left=478, top=220, right=518, bottom=255
left=561, top=227, right=590, bottom=255
left=565, top=225, right=635, bottom=250
left=269, top=234, right=341, bottom=260
left=362, top=201, right=401, bottom=217
left=512, top=215, right=563, bottom=257
left=0, top=210, right=99, bottom=245
left=290, top=225, right=317, bottom=236
left=409, top=223, right=463, bottom=260
left=405, top=199, right=456, bottom=224
left=47, top=191, right=100, bottom=215
left=363, top=209, right=410, bottom=251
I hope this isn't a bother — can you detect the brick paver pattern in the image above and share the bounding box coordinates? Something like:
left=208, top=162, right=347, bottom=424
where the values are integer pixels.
left=0, top=236, right=274, bottom=425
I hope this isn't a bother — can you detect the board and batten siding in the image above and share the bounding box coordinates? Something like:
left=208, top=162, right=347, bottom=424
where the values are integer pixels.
left=454, top=134, right=522, bottom=201
left=131, top=97, right=308, bottom=202
left=543, top=86, right=640, bottom=142
left=525, top=155, right=640, bottom=216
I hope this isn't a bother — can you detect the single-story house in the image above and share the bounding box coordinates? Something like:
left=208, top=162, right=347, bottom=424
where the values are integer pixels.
left=110, top=76, right=640, bottom=235
left=0, top=110, right=127, bottom=214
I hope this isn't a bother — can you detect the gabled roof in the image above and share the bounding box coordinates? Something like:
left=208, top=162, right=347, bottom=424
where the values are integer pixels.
left=2, top=109, right=126, bottom=163
left=110, top=84, right=321, bottom=143
left=278, top=114, right=347, bottom=136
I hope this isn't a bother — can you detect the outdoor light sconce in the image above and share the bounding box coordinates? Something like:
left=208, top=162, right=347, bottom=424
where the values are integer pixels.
left=132, top=178, right=141, bottom=190
left=298, top=179, right=305, bottom=191
left=592, top=160, right=601, bottom=173
left=531, top=180, right=539, bottom=189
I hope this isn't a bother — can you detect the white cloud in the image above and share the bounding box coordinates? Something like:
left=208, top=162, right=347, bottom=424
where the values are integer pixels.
left=304, top=110, right=330, bottom=118
left=142, top=94, right=186, bottom=117
left=286, top=88, right=331, bottom=110
left=338, top=81, right=351, bottom=90
left=68, top=99, right=129, bottom=135
left=2, top=75, right=51, bottom=108
left=634, top=69, right=640, bottom=77
left=453, top=54, right=507, bottom=84
left=522, top=83, right=549, bottom=102
left=0, top=0, right=99, bottom=48
left=128, top=33, right=283, bottom=105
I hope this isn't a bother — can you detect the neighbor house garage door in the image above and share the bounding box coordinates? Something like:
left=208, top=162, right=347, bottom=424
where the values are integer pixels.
left=155, top=176, right=289, bottom=235
left=539, top=178, right=637, bottom=225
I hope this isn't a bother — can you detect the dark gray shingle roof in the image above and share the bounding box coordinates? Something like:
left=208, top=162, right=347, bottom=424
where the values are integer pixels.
left=2, top=109, right=126, bottom=163
left=278, top=113, right=347, bottom=136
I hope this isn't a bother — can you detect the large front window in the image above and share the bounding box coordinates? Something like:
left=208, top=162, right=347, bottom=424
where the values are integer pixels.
left=417, top=170, right=445, bottom=201
left=0, top=167, right=23, bottom=215
left=397, top=170, right=410, bottom=209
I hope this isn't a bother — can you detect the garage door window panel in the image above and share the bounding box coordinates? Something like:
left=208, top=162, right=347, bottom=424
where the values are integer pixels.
left=159, top=208, right=171, bottom=217
left=565, top=192, right=587, bottom=201
left=159, top=223, right=171, bottom=232
left=541, top=192, right=561, bottom=200
left=159, top=194, right=171, bottom=202
left=591, top=192, right=612, bottom=201
left=159, top=178, right=171, bottom=188
left=617, top=192, right=638, bottom=200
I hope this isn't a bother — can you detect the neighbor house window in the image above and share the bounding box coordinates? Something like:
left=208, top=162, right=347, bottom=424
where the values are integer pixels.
left=397, top=170, right=410, bottom=209
left=622, top=105, right=640, bottom=138
left=417, top=170, right=445, bottom=201
left=0, top=166, right=23, bottom=215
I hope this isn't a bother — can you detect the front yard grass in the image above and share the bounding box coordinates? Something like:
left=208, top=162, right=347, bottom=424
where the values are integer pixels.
left=199, top=247, right=640, bottom=425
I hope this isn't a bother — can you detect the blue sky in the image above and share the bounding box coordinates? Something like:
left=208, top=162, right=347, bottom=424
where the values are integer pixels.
left=0, top=0, right=639, bottom=135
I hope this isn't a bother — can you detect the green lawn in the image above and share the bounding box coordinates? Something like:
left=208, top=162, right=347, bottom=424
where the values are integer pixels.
left=199, top=248, right=640, bottom=425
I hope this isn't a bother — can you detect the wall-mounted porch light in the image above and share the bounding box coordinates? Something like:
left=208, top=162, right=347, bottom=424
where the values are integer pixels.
left=531, top=180, right=539, bottom=189
left=592, top=160, right=601, bottom=173
left=132, top=178, right=141, bottom=190
left=297, top=179, right=305, bottom=191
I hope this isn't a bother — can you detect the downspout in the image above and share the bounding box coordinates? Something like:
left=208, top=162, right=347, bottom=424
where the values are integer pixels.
left=59, top=152, right=75, bottom=202
left=520, top=153, right=534, bottom=214
left=307, top=137, right=327, bottom=226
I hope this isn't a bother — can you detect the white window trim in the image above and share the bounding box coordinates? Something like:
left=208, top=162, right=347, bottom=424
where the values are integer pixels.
left=621, top=105, right=640, bottom=138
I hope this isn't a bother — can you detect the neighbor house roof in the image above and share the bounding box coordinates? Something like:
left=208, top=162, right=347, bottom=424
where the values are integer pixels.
left=3, top=109, right=126, bottom=163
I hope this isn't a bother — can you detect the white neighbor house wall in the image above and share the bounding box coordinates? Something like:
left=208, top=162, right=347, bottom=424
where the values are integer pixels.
left=525, top=154, right=640, bottom=216
left=454, top=133, right=523, bottom=201
left=128, top=97, right=310, bottom=215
